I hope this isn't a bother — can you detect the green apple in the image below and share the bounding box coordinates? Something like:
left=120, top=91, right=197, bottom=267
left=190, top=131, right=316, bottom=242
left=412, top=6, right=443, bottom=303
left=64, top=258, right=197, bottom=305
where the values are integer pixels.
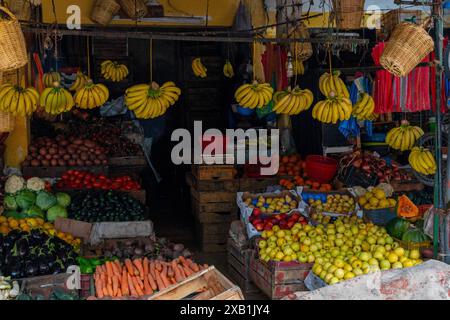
left=335, top=238, right=344, bottom=247
left=302, top=237, right=311, bottom=246
left=353, top=268, right=363, bottom=276
left=352, top=245, right=362, bottom=253
left=334, top=268, right=345, bottom=279
left=330, top=248, right=340, bottom=257
left=380, top=259, right=391, bottom=270
left=368, top=258, right=379, bottom=266
left=385, top=236, right=394, bottom=244
left=310, top=244, right=319, bottom=252
left=258, top=240, right=267, bottom=249
left=367, top=236, right=376, bottom=245
left=351, top=260, right=362, bottom=269
left=392, top=262, right=403, bottom=269
left=376, top=237, right=385, bottom=245
left=409, top=249, right=420, bottom=260
left=297, top=252, right=308, bottom=263
left=359, top=252, right=371, bottom=262
left=307, top=254, right=315, bottom=263
left=394, top=247, right=405, bottom=257
left=373, top=251, right=384, bottom=260
left=334, top=258, right=345, bottom=268
left=340, top=245, right=349, bottom=253
left=344, top=271, right=355, bottom=280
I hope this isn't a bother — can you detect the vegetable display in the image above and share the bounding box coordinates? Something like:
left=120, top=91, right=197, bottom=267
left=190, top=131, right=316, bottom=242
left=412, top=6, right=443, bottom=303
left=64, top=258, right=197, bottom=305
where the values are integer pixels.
left=92, top=257, right=208, bottom=298
left=68, top=190, right=145, bottom=222
left=0, top=229, right=78, bottom=278
left=56, top=170, right=141, bottom=191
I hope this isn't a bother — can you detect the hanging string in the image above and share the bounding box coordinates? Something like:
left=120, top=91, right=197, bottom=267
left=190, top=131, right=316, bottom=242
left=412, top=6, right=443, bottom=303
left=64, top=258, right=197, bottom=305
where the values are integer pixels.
left=327, top=45, right=332, bottom=75
left=86, top=36, right=91, bottom=79
left=252, top=40, right=256, bottom=82
left=149, top=38, right=153, bottom=82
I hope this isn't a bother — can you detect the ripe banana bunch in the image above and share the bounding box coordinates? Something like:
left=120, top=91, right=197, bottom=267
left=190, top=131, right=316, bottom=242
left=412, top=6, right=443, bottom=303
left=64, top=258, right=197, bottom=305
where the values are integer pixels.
left=192, top=58, right=207, bottom=78
left=125, top=81, right=181, bottom=119
left=272, top=86, right=314, bottom=115
left=40, top=82, right=74, bottom=115
left=234, top=81, right=274, bottom=109
left=69, top=72, right=90, bottom=92
left=43, top=72, right=61, bottom=88
left=0, top=84, right=39, bottom=116
left=74, top=80, right=109, bottom=109
left=385, top=121, right=424, bottom=151
left=409, top=147, right=436, bottom=175
left=101, top=60, right=129, bottom=82
left=223, top=60, right=234, bottom=78
left=352, top=93, right=376, bottom=121
left=319, top=71, right=349, bottom=98
left=293, top=59, right=305, bottom=75
left=312, top=96, right=352, bottom=124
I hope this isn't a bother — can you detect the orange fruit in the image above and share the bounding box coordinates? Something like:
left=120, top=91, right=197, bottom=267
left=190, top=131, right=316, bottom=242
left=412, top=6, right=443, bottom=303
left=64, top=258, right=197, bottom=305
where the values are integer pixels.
left=9, top=219, right=19, bottom=228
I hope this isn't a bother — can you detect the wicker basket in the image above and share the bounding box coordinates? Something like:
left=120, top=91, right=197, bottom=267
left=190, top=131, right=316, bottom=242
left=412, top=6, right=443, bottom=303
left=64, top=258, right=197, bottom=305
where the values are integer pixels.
left=380, top=22, right=434, bottom=77
left=0, top=6, right=28, bottom=72
left=7, top=0, right=32, bottom=21
left=395, top=237, right=432, bottom=251
left=289, top=23, right=313, bottom=62
left=118, top=0, right=148, bottom=19
left=91, top=0, right=121, bottom=25
left=332, top=0, right=365, bottom=29
left=0, top=111, right=15, bottom=132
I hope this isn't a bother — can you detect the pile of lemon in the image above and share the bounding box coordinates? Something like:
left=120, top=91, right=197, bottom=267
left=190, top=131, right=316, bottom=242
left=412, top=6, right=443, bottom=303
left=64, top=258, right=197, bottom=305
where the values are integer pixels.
left=0, top=216, right=81, bottom=249
left=358, top=187, right=397, bottom=210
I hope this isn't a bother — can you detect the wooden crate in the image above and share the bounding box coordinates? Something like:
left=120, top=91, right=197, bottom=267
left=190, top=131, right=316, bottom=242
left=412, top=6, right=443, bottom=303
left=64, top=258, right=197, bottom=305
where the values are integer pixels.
left=227, top=238, right=259, bottom=294
left=190, top=188, right=236, bottom=204
left=191, top=199, right=236, bottom=224
left=186, top=172, right=238, bottom=192
left=238, top=176, right=281, bottom=193
left=108, top=155, right=146, bottom=167
left=195, top=221, right=231, bottom=253
left=22, top=166, right=108, bottom=178
left=192, top=164, right=236, bottom=181
left=249, top=252, right=313, bottom=300
left=148, top=266, right=244, bottom=300
left=381, top=9, right=424, bottom=34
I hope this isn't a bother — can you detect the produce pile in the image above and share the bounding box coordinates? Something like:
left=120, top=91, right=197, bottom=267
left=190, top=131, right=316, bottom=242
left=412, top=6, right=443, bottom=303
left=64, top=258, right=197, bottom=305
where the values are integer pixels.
left=23, top=135, right=108, bottom=167
left=386, top=217, right=431, bottom=251
left=278, top=154, right=303, bottom=176
left=257, top=216, right=423, bottom=285
left=409, top=147, right=437, bottom=176
left=279, top=177, right=333, bottom=191
left=357, top=187, right=397, bottom=210
left=385, top=120, right=424, bottom=151
left=0, top=229, right=78, bottom=278
left=92, top=256, right=208, bottom=298
left=68, top=190, right=145, bottom=222
left=243, top=194, right=298, bottom=214
left=304, top=193, right=356, bottom=215
left=56, top=170, right=141, bottom=191
left=250, top=211, right=307, bottom=232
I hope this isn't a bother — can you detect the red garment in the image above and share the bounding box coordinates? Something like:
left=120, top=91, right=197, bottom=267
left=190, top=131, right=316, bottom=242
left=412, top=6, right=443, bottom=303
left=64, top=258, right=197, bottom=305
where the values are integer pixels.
left=261, top=44, right=288, bottom=90
left=430, top=37, right=448, bottom=113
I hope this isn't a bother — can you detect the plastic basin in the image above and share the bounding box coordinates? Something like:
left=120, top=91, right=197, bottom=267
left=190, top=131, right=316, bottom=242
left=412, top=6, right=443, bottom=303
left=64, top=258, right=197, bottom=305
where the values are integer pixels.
left=305, top=155, right=338, bottom=183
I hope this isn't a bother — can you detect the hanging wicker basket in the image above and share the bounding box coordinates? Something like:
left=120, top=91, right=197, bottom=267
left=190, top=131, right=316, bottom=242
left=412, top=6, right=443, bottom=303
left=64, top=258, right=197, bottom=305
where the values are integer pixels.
left=380, top=21, right=434, bottom=77
left=332, top=0, right=365, bottom=30
left=0, top=6, right=28, bottom=72
left=7, top=0, right=32, bottom=21
left=0, top=111, right=15, bottom=132
left=91, top=0, right=121, bottom=25
left=289, top=23, right=313, bottom=62
left=118, top=0, right=148, bottom=19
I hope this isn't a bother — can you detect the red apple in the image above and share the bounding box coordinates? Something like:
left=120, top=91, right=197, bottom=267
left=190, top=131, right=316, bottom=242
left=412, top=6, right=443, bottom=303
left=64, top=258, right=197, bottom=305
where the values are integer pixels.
left=274, top=214, right=282, bottom=220
left=253, top=208, right=261, bottom=216
left=255, top=223, right=264, bottom=231
left=287, top=221, right=295, bottom=229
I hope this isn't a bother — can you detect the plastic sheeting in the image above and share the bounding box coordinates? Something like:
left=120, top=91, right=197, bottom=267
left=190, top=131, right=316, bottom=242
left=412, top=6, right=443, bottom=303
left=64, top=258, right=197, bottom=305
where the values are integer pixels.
left=284, top=260, right=450, bottom=300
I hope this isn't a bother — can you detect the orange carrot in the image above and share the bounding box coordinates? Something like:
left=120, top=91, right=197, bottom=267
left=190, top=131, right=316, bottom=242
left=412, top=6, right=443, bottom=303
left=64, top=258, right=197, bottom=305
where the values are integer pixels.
left=187, top=259, right=200, bottom=272
left=116, top=288, right=122, bottom=298
left=172, top=260, right=184, bottom=282
left=125, top=259, right=135, bottom=275
left=135, top=276, right=144, bottom=290
left=143, top=275, right=152, bottom=295
left=133, top=258, right=145, bottom=279
left=114, top=260, right=122, bottom=272
left=149, top=261, right=156, bottom=279
left=107, top=275, right=112, bottom=286
left=182, top=265, right=193, bottom=277
left=121, top=270, right=129, bottom=296
left=107, top=283, right=114, bottom=297
left=111, top=261, right=122, bottom=277
left=170, top=277, right=176, bottom=284
left=155, top=261, right=162, bottom=272
left=143, top=257, right=149, bottom=276
left=147, top=273, right=157, bottom=291
left=127, top=273, right=138, bottom=296
left=95, top=278, right=104, bottom=298
left=103, top=286, right=109, bottom=297
left=154, top=270, right=166, bottom=291
left=160, top=266, right=171, bottom=288
left=112, top=275, right=119, bottom=296
left=178, top=264, right=186, bottom=278
left=106, top=261, right=114, bottom=279
left=132, top=277, right=144, bottom=296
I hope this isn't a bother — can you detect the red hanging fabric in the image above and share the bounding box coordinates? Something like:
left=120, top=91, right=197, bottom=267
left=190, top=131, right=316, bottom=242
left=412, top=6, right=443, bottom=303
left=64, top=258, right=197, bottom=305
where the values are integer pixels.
left=430, top=37, right=448, bottom=113
left=262, top=44, right=288, bottom=90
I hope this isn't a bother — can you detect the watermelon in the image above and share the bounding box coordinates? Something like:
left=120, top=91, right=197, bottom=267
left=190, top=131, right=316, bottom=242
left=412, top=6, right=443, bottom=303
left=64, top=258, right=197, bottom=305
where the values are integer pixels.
left=401, top=228, right=430, bottom=243
left=386, top=217, right=410, bottom=239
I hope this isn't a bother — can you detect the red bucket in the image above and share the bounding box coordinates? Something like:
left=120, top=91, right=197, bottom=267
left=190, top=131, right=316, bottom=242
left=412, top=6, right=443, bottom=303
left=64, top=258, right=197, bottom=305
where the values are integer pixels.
left=305, top=155, right=338, bottom=183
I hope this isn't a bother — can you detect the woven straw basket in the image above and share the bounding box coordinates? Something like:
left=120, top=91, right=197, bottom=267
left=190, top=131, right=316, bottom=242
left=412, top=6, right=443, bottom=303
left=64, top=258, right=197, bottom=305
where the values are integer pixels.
left=380, top=22, right=434, bottom=77
left=8, top=0, right=32, bottom=21
left=332, top=0, right=365, bottom=29
left=118, top=0, right=148, bottom=19
left=0, top=6, right=28, bottom=72
left=91, top=0, right=121, bottom=25
left=290, top=23, right=313, bottom=62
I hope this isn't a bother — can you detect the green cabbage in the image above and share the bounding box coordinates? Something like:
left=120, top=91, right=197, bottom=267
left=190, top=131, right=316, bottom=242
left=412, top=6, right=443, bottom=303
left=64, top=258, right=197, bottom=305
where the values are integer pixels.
left=46, top=205, right=68, bottom=222
left=4, top=195, right=17, bottom=210
left=24, top=205, right=45, bottom=219
left=15, top=190, right=36, bottom=210
left=36, top=191, right=57, bottom=210
left=56, top=192, right=71, bottom=207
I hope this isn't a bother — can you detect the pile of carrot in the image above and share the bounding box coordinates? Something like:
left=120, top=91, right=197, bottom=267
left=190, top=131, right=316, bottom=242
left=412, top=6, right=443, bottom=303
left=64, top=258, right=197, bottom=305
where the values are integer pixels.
left=93, top=256, right=208, bottom=298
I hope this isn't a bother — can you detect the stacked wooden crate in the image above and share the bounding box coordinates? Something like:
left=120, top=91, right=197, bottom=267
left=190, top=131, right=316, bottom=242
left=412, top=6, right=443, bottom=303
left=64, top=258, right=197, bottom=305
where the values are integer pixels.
left=187, top=165, right=238, bottom=252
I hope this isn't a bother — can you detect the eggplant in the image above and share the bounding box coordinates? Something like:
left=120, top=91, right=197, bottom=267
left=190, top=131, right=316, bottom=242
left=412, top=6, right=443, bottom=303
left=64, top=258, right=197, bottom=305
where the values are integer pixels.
left=25, top=261, right=39, bottom=277
left=38, top=257, right=50, bottom=274
left=17, top=238, right=29, bottom=257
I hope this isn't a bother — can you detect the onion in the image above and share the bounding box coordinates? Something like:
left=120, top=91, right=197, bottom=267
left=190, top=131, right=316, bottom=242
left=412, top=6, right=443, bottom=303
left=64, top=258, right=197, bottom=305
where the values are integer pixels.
left=31, top=159, right=40, bottom=167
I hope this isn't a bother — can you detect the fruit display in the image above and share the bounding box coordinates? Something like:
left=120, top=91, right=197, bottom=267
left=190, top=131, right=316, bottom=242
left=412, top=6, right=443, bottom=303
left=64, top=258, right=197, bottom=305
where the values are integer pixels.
left=279, top=177, right=333, bottom=192
left=249, top=211, right=307, bottom=231
left=39, top=82, right=74, bottom=115
left=293, top=59, right=305, bottom=75
left=234, top=81, right=274, bottom=109
left=304, top=193, right=356, bottom=215
left=278, top=154, right=304, bottom=176
left=386, top=217, right=411, bottom=239
left=0, top=229, right=78, bottom=278
left=23, top=135, right=108, bottom=167
left=192, top=57, right=207, bottom=78
left=56, top=170, right=141, bottom=191
left=124, top=81, right=181, bottom=119
left=357, top=187, right=397, bottom=210
left=309, top=212, right=336, bottom=225
left=352, top=93, right=376, bottom=121
left=43, top=72, right=61, bottom=88
left=400, top=228, right=430, bottom=243
left=91, top=256, right=209, bottom=298
left=74, top=80, right=109, bottom=109
left=312, top=95, right=352, bottom=124
left=385, top=120, right=424, bottom=151
left=69, top=71, right=90, bottom=92
left=243, top=193, right=299, bottom=215
left=272, top=86, right=314, bottom=115
left=318, top=71, right=350, bottom=98
left=101, top=60, right=129, bottom=82
left=68, top=190, right=146, bottom=222
left=223, top=60, right=234, bottom=78
left=408, top=147, right=436, bottom=175
left=2, top=175, right=71, bottom=223
left=0, top=84, right=39, bottom=116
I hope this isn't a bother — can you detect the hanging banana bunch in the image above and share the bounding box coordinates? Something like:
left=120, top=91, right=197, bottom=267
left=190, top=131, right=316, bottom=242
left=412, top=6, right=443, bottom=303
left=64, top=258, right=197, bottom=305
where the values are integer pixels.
left=409, top=147, right=436, bottom=175
left=101, top=60, right=129, bottom=82
left=0, top=85, right=39, bottom=116
left=43, top=71, right=61, bottom=88
left=385, top=120, right=424, bottom=151
left=125, top=81, right=181, bottom=119
left=312, top=96, right=352, bottom=124
left=319, top=71, right=349, bottom=98
left=192, top=58, right=207, bottom=78
left=272, top=86, right=314, bottom=115
left=74, top=80, right=109, bottom=109
left=39, top=82, right=74, bottom=115
left=223, top=60, right=234, bottom=78
left=293, top=59, right=305, bottom=76
left=234, top=81, right=273, bottom=109
left=69, top=71, right=90, bottom=92
left=352, top=93, right=376, bottom=121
